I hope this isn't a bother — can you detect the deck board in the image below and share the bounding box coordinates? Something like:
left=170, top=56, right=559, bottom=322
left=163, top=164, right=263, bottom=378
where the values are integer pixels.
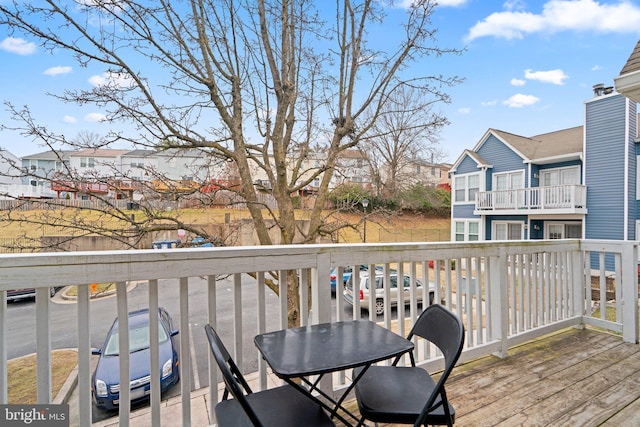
left=357, top=328, right=640, bottom=427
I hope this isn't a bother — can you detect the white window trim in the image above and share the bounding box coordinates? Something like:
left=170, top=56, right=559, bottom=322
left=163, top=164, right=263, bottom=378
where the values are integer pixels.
left=452, top=219, right=482, bottom=242
left=540, top=165, right=580, bottom=186
left=492, top=170, right=524, bottom=190
left=492, top=221, right=524, bottom=240
left=453, top=172, right=481, bottom=204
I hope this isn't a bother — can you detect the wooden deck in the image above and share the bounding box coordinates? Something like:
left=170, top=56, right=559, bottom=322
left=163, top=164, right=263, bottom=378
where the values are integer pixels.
left=348, top=328, right=640, bottom=427
left=102, top=327, right=640, bottom=426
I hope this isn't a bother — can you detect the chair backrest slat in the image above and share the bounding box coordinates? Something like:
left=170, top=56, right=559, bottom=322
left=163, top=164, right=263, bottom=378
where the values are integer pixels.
left=407, top=305, right=465, bottom=426
left=205, top=324, right=263, bottom=426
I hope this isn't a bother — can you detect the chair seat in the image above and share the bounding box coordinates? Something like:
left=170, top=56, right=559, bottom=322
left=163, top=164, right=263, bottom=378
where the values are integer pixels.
left=354, top=365, right=455, bottom=425
left=215, top=384, right=335, bottom=427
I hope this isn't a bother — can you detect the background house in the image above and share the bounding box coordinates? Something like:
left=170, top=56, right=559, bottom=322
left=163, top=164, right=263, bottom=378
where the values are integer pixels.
left=450, top=85, right=636, bottom=244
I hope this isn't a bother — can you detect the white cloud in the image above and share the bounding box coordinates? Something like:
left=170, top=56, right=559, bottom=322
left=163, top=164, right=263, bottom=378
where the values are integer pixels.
left=84, top=112, right=107, bottom=122
left=88, top=71, right=135, bottom=88
left=591, top=65, right=602, bottom=71
left=458, top=107, right=471, bottom=114
left=0, top=37, right=36, bottom=55
left=481, top=100, right=498, bottom=106
left=511, top=78, right=526, bottom=86
left=466, top=0, right=640, bottom=41
left=503, top=0, right=527, bottom=11
left=43, top=66, right=72, bottom=76
left=524, top=68, right=568, bottom=85
left=502, top=93, right=540, bottom=108
left=63, top=115, right=77, bottom=124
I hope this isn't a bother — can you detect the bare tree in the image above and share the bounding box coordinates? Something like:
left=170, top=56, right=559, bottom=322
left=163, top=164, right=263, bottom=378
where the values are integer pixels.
left=0, top=0, right=461, bottom=326
left=360, top=85, right=449, bottom=197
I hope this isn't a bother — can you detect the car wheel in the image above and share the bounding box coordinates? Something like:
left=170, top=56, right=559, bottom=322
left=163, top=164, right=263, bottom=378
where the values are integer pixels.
left=375, top=299, right=384, bottom=315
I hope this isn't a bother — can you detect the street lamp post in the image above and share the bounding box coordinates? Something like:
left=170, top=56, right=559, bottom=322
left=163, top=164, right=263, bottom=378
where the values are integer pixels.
left=362, top=198, right=369, bottom=243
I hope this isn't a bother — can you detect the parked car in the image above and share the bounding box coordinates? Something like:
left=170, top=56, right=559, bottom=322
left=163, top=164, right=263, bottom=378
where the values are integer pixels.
left=91, top=307, right=180, bottom=410
left=343, top=272, right=436, bottom=315
left=6, top=287, right=60, bottom=301
left=329, top=265, right=387, bottom=294
left=189, top=236, right=213, bottom=247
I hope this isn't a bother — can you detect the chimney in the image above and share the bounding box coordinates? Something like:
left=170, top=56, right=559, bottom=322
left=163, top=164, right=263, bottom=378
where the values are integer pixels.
left=593, top=83, right=605, bottom=97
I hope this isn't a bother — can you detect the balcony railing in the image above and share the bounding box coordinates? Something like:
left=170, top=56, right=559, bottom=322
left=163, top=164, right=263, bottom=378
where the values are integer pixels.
left=475, top=185, right=587, bottom=214
left=0, top=239, right=638, bottom=426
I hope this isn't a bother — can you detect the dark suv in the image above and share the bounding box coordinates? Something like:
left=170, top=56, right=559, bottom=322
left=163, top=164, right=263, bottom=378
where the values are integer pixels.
left=7, top=287, right=59, bottom=301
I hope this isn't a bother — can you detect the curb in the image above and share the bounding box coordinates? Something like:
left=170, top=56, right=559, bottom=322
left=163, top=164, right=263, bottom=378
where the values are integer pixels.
left=53, top=361, right=78, bottom=405
left=59, top=281, right=139, bottom=302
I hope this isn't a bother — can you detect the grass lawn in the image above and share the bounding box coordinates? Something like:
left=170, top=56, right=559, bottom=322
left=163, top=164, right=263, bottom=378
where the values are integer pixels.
left=8, top=349, right=78, bottom=404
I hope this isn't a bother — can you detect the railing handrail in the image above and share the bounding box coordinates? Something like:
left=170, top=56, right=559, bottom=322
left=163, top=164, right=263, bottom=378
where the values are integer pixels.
left=1, top=238, right=637, bottom=427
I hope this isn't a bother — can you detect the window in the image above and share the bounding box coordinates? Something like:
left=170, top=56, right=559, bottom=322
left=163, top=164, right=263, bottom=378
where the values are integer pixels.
left=454, top=173, right=480, bottom=203
left=546, top=222, right=582, bottom=239
left=80, top=157, right=94, bottom=168
left=493, top=171, right=524, bottom=208
left=469, top=222, right=479, bottom=241
left=540, top=166, right=579, bottom=186
left=55, top=161, right=63, bottom=171
left=454, top=220, right=481, bottom=241
left=493, top=222, right=523, bottom=240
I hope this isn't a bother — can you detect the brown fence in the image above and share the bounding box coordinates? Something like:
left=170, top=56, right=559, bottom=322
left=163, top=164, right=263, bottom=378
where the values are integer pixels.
left=377, top=228, right=450, bottom=243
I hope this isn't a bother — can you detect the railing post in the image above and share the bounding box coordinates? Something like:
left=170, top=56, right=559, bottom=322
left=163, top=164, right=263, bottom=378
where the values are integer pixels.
left=0, top=291, right=6, bottom=404
left=35, top=287, right=51, bottom=404
left=311, top=253, right=331, bottom=325
left=621, top=242, right=639, bottom=344
left=571, top=250, right=585, bottom=320
left=489, top=248, right=509, bottom=358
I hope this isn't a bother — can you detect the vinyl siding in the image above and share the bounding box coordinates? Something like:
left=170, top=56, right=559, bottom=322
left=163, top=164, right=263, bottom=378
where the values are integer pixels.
left=584, top=94, right=629, bottom=242
left=452, top=204, right=477, bottom=219
left=451, top=154, right=482, bottom=221
left=477, top=134, right=527, bottom=191
left=455, top=155, right=480, bottom=174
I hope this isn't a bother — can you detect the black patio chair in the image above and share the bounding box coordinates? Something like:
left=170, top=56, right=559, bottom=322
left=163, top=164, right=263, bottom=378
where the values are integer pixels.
left=204, top=324, right=335, bottom=427
left=353, top=304, right=465, bottom=427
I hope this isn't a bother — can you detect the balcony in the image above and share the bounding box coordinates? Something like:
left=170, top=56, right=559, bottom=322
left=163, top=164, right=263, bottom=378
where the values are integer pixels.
left=1, top=239, right=638, bottom=426
left=475, top=184, right=587, bottom=215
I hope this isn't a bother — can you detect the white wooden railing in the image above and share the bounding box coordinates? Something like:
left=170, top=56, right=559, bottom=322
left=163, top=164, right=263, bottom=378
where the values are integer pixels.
left=0, top=239, right=638, bottom=426
left=476, top=185, right=587, bottom=212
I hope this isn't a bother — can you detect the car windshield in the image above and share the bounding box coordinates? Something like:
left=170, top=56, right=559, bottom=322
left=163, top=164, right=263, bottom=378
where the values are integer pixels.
left=103, top=320, right=169, bottom=356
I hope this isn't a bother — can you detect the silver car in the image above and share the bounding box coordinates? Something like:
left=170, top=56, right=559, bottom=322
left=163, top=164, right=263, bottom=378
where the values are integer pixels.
left=343, top=272, right=436, bottom=315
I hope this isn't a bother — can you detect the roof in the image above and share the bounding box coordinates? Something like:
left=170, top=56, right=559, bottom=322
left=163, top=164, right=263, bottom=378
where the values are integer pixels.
left=73, top=149, right=131, bottom=157
left=620, top=40, right=640, bottom=76
left=480, top=126, right=583, bottom=163
left=21, top=150, right=74, bottom=160
left=337, top=149, right=366, bottom=159
left=121, top=149, right=156, bottom=157
left=451, top=125, right=583, bottom=172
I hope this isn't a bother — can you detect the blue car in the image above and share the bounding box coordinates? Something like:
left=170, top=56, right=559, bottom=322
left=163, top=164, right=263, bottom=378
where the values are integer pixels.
left=91, top=307, right=180, bottom=410
left=330, top=265, right=386, bottom=294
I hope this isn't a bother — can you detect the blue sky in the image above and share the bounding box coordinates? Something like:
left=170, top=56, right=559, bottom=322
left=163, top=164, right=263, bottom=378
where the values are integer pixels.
left=1, top=0, right=640, bottom=163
